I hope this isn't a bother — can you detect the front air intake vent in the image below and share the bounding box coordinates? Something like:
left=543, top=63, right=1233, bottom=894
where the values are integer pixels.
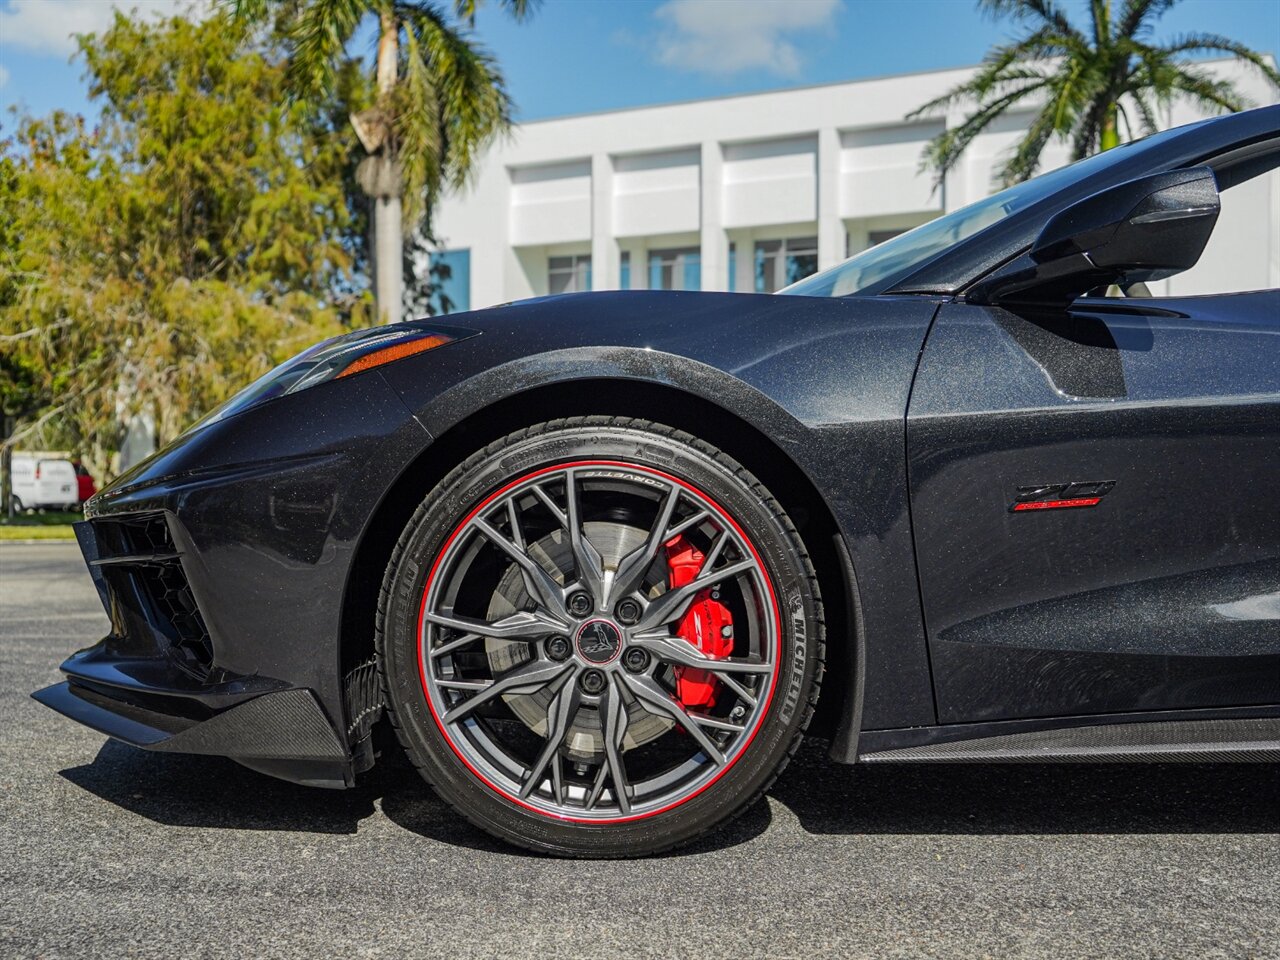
left=92, top=514, right=215, bottom=679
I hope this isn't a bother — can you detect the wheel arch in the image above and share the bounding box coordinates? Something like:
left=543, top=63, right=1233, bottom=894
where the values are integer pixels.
left=340, top=377, right=862, bottom=759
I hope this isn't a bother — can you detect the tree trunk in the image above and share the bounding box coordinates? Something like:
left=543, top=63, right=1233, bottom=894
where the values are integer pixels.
left=374, top=11, right=402, bottom=324
left=1, top=419, right=13, bottom=519
left=374, top=193, right=404, bottom=324
left=1100, top=101, right=1120, bottom=151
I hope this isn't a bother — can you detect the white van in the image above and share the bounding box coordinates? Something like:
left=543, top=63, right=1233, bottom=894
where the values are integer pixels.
left=10, top=454, right=79, bottom=511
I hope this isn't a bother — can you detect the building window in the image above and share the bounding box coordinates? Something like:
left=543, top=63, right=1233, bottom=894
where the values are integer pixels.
left=754, top=237, right=818, bottom=293
left=728, top=242, right=736, bottom=293
left=429, top=249, right=470, bottom=314
left=649, top=247, right=700, bottom=291
left=549, top=254, right=591, bottom=294
left=620, top=251, right=630, bottom=290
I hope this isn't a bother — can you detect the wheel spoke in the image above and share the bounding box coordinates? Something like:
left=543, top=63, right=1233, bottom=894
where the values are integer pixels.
left=505, top=498, right=523, bottom=543
left=504, top=498, right=557, bottom=619
left=424, top=609, right=563, bottom=641
left=429, top=632, right=482, bottom=659
left=442, top=658, right=573, bottom=724
left=607, top=483, right=681, bottom=606
left=686, top=713, right=746, bottom=734
left=435, top=678, right=491, bottom=691
left=634, top=557, right=757, bottom=631
left=519, top=673, right=581, bottom=800
left=710, top=670, right=759, bottom=707
left=698, top=530, right=729, bottom=575
left=586, top=674, right=632, bottom=813
left=473, top=516, right=569, bottom=620
left=549, top=752, right=565, bottom=806
left=628, top=633, right=772, bottom=674
left=565, top=469, right=607, bottom=606
left=663, top=509, right=710, bottom=541
left=585, top=763, right=608, bottom=810
left=621, top=672, right=726, bottom=766
left=529, top=483, right=568, bottom=527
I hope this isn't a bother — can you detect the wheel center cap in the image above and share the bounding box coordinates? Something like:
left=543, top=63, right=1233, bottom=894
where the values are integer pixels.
left=575, top=619, right=622, bottom=664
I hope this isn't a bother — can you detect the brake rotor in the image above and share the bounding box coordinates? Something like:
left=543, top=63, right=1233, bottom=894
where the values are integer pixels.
left=484, top=520, right=674, bottom=760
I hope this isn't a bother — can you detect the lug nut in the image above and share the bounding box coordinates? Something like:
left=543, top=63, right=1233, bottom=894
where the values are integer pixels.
left=622, top=648, right=649, bottom=673
left=546, top=636, right=571, bottom=661
left=615, top=598, right=642, bottom=625
left=579, top=669, right=607, bottom=695
left=567, top=592, right=593, bottom=617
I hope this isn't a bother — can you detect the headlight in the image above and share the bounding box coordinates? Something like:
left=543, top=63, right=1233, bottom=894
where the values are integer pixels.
left=189, top=322, right=473, bottom=432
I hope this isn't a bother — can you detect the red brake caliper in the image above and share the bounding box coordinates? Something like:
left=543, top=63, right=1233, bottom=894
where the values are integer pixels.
left=664, top=534, right=733, bottom=708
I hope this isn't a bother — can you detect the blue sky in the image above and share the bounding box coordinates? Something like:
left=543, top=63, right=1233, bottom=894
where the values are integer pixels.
left=2, top=0, right=1278, bottom=123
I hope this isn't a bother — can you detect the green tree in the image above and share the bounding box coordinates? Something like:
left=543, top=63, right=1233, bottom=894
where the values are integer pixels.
left=0, top=13, right=372, bottom=483
left=231, top=0, right=538, bottom=322
left=910, top=0, right=1280, bottom=186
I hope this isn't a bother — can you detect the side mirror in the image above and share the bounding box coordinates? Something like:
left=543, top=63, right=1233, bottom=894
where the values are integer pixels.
left=969, top=166, right=1220, bottom=307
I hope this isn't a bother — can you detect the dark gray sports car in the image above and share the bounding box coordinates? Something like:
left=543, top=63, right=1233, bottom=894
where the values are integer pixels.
left=35, top=106, right=1280, bottom=857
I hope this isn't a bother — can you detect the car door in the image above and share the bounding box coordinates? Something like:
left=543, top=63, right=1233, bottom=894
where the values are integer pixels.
left=906, top=146, right=1280, bottom=725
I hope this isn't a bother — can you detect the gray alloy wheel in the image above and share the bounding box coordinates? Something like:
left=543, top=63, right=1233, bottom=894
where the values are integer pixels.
left=378, top=418, right=824, bottom=857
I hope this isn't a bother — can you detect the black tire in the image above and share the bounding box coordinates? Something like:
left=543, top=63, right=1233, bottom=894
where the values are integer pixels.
left=377, top=417, right=824, bottom=857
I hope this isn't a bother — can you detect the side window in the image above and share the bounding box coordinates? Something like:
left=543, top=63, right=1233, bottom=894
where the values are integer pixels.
left=1156, top=144, right=1280, bottom=297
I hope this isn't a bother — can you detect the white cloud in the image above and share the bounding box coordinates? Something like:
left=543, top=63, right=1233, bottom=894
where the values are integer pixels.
left=652, top=0, right=840, bottom=79
left=0, top=0, right=207, bottom=58
left=0, top=62, right=9, bottom=87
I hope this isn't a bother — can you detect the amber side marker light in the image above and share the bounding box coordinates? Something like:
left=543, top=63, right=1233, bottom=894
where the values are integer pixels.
left=337, top=333, right=455, bottom=379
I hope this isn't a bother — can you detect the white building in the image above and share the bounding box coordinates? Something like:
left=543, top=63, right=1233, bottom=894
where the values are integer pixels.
left=430, top=58, right=1279, bottom=311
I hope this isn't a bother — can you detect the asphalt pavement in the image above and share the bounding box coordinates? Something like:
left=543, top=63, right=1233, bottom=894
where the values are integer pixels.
left=2, top=542, right=1277, bottom=959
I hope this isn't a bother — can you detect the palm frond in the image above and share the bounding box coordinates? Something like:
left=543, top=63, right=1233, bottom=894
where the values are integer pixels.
left=912, top=0, right=1271, bottom=186
left=1158, top=32, right=1280, bottom=87
left=1127, top=90, right=1162, bottom=136
left=1070, top=95, right=1109, bottom=159
left=1125, top=40, right=1184, bottom=99
left=1113, top=99, right=1129, bottom=140
left=1043, top=52, right=1112, bottom=162
left=283, top=0, right=366, bottom=101
left=1089, top=0, right=1109, bottom=47
left=1117, top=0, right=1178, bottom=40
left=1163, top=63, right=1252, bottom=113
left=397, top=22, right=444, bottom=228
left=906, top=38, right=1061, bottom=120
left=999, top=97, right=1064, bottom=183
left=918, top=79, right=1049, bottom=185
left=397, top=2, right=512, bottom=223
left=979, top=0, right=1085, bottom=43
left=452, top=0, right=541, bottom=24
left=224, top=0, right=274, bottom=22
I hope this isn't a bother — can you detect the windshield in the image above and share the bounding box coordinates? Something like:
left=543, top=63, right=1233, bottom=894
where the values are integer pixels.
left=780, top=134, right=1172, bottom=299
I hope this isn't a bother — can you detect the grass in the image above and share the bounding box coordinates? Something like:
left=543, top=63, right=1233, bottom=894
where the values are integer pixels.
left=0, top=510, right=81, bottom=541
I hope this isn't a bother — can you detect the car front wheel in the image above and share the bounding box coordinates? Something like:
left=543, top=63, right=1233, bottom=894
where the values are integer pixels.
left=378, top=417, right=824, bottom=857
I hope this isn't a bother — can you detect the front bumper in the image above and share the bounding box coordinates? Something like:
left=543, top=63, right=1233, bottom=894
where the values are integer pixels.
left=31, top=368, right=432, bottom=788
left=32, top=517, right=360, bottom=788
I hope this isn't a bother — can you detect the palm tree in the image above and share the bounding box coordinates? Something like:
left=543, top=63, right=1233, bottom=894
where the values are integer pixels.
left=909, top=0, right=1280, bottom=188
left=231, top=0, right=537, bottom=322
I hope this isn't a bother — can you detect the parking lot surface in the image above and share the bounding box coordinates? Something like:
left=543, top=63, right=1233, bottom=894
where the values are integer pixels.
left=2, top=542, right=1277, bottom=959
